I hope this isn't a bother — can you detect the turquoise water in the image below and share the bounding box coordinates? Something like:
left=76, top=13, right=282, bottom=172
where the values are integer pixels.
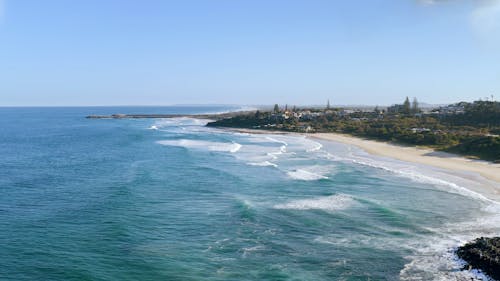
left=1, top=107, right=499, bottom=281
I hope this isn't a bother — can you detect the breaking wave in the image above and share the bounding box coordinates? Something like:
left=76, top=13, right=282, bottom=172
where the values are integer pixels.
left=153, top=121, right=499, bottom=280
left=247, top=161, right=278, bottom=168
left=286, top=168, right=329, bottom=181
left=157, top=139, right=242, bottom=153
left=273, top=194, right=353, bottom=212
left=342, top=155, right=493, bottom=203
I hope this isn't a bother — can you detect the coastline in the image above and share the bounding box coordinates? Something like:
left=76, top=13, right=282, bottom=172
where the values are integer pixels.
left=226, top=127, right=500, bottom=202
left=312, top=133, right=500, bottom=182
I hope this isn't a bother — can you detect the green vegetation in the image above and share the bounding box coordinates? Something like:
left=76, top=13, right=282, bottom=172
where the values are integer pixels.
left=207, top=99, right=500, bottom=162
left=403, top=97, right=411, bottom=115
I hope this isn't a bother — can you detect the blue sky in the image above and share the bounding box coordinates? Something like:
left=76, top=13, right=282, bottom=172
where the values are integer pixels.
left=0, top=0, right=499, bottom=106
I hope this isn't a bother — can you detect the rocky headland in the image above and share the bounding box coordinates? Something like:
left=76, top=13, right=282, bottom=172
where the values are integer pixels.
left=457, top=237, right=500, bottom=280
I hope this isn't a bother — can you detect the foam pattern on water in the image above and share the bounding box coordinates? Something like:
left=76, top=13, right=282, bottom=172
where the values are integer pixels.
left=274, top=194, right=353, bottom=211
left=3, top=108, right=499, bottom=281
left=149, top=117, right=500, bottom=280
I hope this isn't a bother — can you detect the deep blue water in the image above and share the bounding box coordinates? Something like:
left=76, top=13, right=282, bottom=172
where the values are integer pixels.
left=1, top=107, right=498, bottom=281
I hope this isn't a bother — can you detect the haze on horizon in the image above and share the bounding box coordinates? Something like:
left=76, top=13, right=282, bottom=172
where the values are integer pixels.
left=0, top=0, right=499, bottom=107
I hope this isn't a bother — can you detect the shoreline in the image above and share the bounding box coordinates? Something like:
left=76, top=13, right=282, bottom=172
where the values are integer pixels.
left=312, top=133, right=500, bottom=182
left=226, top=127, right=500, bottom=202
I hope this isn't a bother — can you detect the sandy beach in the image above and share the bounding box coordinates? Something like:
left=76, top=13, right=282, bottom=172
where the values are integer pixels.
left=312, top=133, right=500, bottom=181
left=312, top=132, right=500, bottom=201
left=229, top=128, right=500, bottom=202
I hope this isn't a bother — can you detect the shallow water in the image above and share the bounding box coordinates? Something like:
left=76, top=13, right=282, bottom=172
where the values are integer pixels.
left=1, top=107, right=498, bottom=280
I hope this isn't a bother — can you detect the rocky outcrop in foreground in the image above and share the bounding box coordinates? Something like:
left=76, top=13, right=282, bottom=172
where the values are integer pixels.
left=457, top=237, right=500, bottom=280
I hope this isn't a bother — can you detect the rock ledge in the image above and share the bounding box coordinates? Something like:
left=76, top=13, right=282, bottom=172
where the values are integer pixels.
left=457, top=237, right=500, bottom=280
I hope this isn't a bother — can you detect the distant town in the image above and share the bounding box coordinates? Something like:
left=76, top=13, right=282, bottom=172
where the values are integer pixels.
left=207, top=98, right=500, bottom=162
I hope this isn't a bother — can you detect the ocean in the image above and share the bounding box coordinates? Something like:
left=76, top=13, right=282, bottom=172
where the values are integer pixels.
left=1, top=106, right=498, bottom=281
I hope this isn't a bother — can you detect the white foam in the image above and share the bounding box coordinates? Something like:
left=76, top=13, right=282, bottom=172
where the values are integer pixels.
left=280, top=145, right=287, bottom=153
left=265, top=136, right=288, bottom=147
left=228, top=142, right=242, bottom=153
left=315, top=233, right=412, bottom=251
left=287, top=169, right=328, bottom=181
left=155, top=127, right=498, bottom=279
left=396, top=199, right=500, bottom=280
left=263, top=137, right=288, bottom=158
left=157, top=139, right=241, bottom=153
left=152, top=117, right=211, bottom=129
left=398, top=235, right=496, bottom=281
left=306, top=142, right=323, bottom=152
left=241, top=245, right=266, bottom=258
left=266, top=135, right=322, bottom=153
left=310, top=140, right=500, bottom=279
left=149, top=125, right=158, bottom=130
left=315, top=226, right=497, bottom=280
left=247, top=161, right=278, bottom=168
left=274, top=194, right=353, bottom=211
left=335, top=151, right=494, bottom=203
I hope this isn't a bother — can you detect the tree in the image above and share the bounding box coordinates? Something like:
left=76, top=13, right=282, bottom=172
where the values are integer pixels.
left=273, top=104, right=280, bottom=113
left=326, top=99, right=331, bottom=110
left=403, top=97, right=411, bottom=115
left=411, top=97, right=419, bottom=114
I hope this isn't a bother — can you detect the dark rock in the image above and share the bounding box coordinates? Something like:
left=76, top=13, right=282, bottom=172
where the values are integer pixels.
left=456, top=237, right=500, bottom=280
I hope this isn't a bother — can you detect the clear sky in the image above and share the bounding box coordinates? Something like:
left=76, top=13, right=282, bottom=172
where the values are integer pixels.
left=0, top=0, right=499, bottom=106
